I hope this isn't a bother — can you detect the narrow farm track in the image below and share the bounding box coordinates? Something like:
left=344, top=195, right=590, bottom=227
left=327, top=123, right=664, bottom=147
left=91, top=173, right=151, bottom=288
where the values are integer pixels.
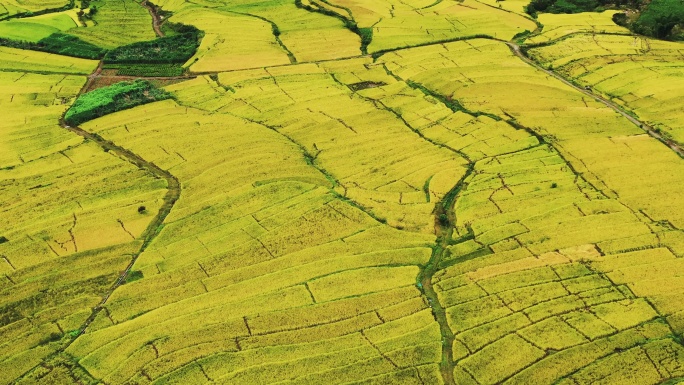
left=58, top=119, right=180, bottom=343
left=56, top=59, right=181, bottom=345
left=507, top=42, right=684, bottom=158
left=141, top=0, right=165, bottom=37
left=79, top=60, right=104, bottom=94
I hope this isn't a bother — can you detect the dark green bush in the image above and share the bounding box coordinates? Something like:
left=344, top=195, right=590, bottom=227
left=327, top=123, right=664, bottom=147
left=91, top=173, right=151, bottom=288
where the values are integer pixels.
left=525, top=0, right=641, bottom=15
left=0, top=33, right=106, bottom=59
left=633, top=0, right=684, bottom=38
left=125, top=270, right=144, bottom=283
left=64, top=80, right=171, bottom=126
left=38, top=33, right=106, bottom=58
left=103, top=63, right=185, bottom=77
left=104, top=23, right=202, bottom=64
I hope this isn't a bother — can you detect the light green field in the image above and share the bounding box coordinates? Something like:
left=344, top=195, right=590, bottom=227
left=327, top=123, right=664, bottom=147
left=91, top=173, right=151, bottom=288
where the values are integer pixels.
left=0, top=11, right=78, bottom=42
left=2, top=4, right=684, bottom=385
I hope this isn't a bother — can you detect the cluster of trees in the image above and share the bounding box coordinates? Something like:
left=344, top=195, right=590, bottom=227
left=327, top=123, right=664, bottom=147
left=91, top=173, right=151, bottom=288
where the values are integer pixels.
left=0, top=33, right=105, bottom=59
left=525, top=0, right=640, bottom=16
left=103, top=23, right=202, bottom=64
left=64, top=80, right=171, bottom=126
left=629, top=0, right=684, bottom=39
left=526, top=0, right=683, bottom=40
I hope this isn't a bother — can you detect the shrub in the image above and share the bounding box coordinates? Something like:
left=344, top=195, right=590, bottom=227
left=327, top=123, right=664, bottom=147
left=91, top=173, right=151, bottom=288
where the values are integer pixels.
left=0, top=33, right=106, bottom=59
left=125, top=270, right=144, bottom=283
left=104, top=23, right=202, bottom=64
left=438, top=214, right=450, bottom=226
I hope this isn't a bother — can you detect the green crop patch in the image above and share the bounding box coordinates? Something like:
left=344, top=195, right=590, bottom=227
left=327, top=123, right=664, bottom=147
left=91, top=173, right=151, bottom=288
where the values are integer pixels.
left=64, top=80, right=171, bottom=126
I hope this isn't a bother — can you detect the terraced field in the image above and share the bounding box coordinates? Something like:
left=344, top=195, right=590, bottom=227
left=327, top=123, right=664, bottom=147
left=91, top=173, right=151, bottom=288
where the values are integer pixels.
left=1, top=0, right=684, bottom=384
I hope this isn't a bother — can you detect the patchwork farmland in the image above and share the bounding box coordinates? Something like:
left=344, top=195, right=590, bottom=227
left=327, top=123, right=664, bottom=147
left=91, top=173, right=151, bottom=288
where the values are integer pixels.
left=1, top=0, right=684, bottom=384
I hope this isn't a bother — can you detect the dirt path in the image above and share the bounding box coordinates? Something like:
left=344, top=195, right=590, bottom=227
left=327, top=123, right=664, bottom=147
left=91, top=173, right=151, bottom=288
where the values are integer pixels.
left=58, top=119, right=180, bottom=342
left=141, top=0, right=165, bottom=38
left=507, top=42, right=684, bottom=158
left=57, top=58, right=181, bottom=341
left=78, top=60, right=104, bottom=94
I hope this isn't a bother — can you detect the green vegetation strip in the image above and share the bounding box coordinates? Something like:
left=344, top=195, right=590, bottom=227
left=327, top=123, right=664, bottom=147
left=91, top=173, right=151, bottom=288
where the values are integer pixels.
left=64, top=80, right=172, bottom=126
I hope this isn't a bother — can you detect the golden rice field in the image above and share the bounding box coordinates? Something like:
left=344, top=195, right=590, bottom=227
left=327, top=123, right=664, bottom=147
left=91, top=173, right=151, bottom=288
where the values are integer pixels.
left=2, top=2, right=684, bottom=385
left=526, top=11, right=630, bottom=44
left=528, top=34, right=684, bottom=146
left=64, top=0, right=156, bottom=49
left=323, top=0, right=537, bottom=52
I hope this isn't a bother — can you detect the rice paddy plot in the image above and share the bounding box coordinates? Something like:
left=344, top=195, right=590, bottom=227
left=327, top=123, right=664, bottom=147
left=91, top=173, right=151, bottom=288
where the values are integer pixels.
left=380, top=38, right=684, bottom=230
left=52, top=96, right=443, bottom=384
left=155, top=0, right=361, bottom=65
left=170, top=7, right=291, bottom=72
left=0, top=70, right=166, bottom=384
left=529, top=34, right=684, bottom=146
left=189, top=64, right=472, bottom=233
left=525, top=11, right=630, bottom=44
left=0, top=0, right=69, bottom=18
left=322, top=0, right=536, bottom=52
left=475, top=0, right=533, bottom=16
left=0, top=46, right=98, bottom=74
left=219, top=0, right=361, bottom=62
left=64, top=0, right=156, bottom=49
